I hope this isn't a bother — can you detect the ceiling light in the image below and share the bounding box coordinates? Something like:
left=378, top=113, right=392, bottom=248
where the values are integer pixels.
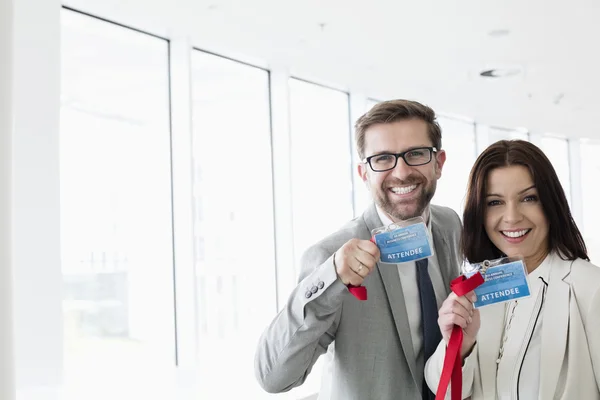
left=554, top=93, right=565, bottom=105
left=488, top=29, right=510, bottom=37
left=480, top=68, right=522, bottom=78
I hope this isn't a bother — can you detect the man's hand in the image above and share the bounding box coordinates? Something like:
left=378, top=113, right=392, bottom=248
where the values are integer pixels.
left=437, top=290, right=480, bottom=358
left=334, top=239, right=380, bottom=286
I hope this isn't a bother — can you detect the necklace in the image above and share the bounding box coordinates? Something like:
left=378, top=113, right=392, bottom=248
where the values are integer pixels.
left=497, top=300, right=519, bottom=364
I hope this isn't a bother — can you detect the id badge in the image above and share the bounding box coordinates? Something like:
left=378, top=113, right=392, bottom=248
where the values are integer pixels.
left=371, top=217, right=434, bottom=264
left=463, top=257, right=531, bottom=308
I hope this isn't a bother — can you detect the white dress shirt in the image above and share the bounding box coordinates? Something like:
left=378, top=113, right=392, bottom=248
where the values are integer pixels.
left=496, top=254, right=551, bottom=400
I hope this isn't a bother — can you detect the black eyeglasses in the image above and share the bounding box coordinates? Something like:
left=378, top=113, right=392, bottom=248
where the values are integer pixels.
left=362, top=147, right=438, bottom=172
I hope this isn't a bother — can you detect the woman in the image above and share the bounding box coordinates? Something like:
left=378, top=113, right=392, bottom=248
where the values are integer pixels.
left=425, top=140, right=600, bottom=399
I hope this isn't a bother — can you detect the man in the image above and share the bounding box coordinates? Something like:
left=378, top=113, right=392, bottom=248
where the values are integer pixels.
left=254, top=99, right=462, bottom=400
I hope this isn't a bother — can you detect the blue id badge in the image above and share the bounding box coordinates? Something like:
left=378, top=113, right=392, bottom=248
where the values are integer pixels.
left=371, top=217, right=433, bottom=264
left=464, top=257, right=531, bottom=308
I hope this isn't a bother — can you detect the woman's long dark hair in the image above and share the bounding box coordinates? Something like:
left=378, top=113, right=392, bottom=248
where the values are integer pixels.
left=461, top=140, right=588, bottom=263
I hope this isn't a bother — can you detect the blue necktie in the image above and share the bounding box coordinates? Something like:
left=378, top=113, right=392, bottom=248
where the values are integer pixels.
left=416, top=258, right=441, bottom=400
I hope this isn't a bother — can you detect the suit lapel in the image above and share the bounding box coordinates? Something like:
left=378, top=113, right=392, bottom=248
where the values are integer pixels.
left=430, top=206, right=461, bottom=289
left=431, top=222, right=452, bottom=290
left=477, top=303, right=506, bottom=397
left=362, top=205, right=419, bottom=387
left=539, top=255, right=571, bottom=399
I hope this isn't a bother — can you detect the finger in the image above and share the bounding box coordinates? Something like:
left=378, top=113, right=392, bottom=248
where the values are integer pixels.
left=357, top=240, right=380, bottom=258
left=354, top=252, right=376, bottom=271
left=453, top=296, right=476, bottom=315
left=446, top=293, right=475, bottom=312
left=465, top=290, right=478, bottom=304
left=347, top=269, right=364, bottom=287
left=452, top=301, right=473, bottom=321
left=438, top=314, right=466, bottom=333
left=439, top=313, right=470, bottom=330
left=471, top=308, right=480, bottom=321
left=437, top=295, right=457, bottom=315
left=351, top=259, right=369, bottom=278
left=439, top=293, right=462, bottom=313
left=445, top=292, right=459, bottom=302
left=444, top=291, right=477, bottom=306
left=440, top=300, right=473, bottom=321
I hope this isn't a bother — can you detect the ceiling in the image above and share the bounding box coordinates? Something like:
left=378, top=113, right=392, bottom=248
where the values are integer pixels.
left=64, top=0, right=600, bottom=139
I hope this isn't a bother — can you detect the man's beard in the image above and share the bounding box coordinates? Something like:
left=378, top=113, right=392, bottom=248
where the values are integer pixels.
left=375, top=180, right=436, bottom=221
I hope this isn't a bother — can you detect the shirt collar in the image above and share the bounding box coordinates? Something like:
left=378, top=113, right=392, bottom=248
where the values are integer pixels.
left=375, top=205, right=433, bottom=235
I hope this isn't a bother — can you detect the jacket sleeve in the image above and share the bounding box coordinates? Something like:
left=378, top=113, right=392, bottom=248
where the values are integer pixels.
left=254, top=245, right=347, bottom=393
left=424, top=340, right=477, bottom=399
left=585, top=285, right=600, bottom=391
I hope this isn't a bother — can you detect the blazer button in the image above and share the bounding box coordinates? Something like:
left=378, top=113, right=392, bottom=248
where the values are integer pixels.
left=318, top=281, right=324, bottom=289
left=311, top=286, right=318, bottom=293
left=305, top=291, right=312, bottom=298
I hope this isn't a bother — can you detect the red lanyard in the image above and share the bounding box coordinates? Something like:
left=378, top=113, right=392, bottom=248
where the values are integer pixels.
left=435, top=272, right=485, bottom=400
left=347, top=284, right=367, bottom=300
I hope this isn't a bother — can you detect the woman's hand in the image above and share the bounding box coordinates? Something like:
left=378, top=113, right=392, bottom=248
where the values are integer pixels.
left=438, top=290, right=480, bottom=358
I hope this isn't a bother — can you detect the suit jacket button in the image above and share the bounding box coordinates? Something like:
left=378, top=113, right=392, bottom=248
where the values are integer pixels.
left=311, top=286, right=318, bottom=293
left=318, top=281, right=324, bottom=289
left=305, top=291, right=312, bottom=298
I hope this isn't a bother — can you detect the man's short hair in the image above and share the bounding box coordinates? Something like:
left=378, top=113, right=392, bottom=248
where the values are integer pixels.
left=354, top=99, right=442, bottom=159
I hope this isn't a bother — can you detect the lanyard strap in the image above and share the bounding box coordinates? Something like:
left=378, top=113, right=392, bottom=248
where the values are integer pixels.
left=436, top=272, right=484, bottom=400
left=347, top=284, right=367, bottom=300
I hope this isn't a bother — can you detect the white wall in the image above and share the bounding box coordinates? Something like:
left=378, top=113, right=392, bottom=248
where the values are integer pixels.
left=12, top=0, right=63, bottom=398
left=1, top=0, right=17, bottom=398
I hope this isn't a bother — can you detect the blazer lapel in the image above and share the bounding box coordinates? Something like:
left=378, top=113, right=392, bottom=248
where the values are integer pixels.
left=431, top=222, right=452, bottom=290
left=539, top=255, right=571, bottom=399
left=362, top=205, right=419, bottom=387
left=477, top=302, right=505, bottom=398
left=430, top=206, right=461, bottom=289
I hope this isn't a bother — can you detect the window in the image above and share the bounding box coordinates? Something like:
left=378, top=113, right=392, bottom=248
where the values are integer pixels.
left=433, top=116, right=477, bottom=216
left=580, top=139, right=600, bottom=263
left=488, top=126, right=529, bottom=142
left=191, top=50, right=277, bottom=398
left=366, top=98, right=380, bottom=111
left=350, top=98, right=382, bottom=215
left=288, top=79, right=354, bottom=261
left=541, top=137, right=571, bottom=206
left=285, top=79, right=353, bottom=398
left=60, top=9, right=175, bottom=390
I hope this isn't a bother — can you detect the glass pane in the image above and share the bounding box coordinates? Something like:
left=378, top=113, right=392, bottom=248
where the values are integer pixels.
left=289, top=79, right=354, bottom=261
left=191, top=51, right=277, bottom=398
left=581, top=140, right=600, bottom=264
left=353, top=164, right=372, bottom=216
left=541, top=137, right=571, bottom=206
left=488, top=126, right=529, bottom=142
left=433, top=116, right=477, bottom=217
left=60, top=8, right=174, bottom=390
left=286, top=79, right=353, bottom=398
left=351, top=99, right=382, bottom=215
left=365, top=98, right=380, bottom=112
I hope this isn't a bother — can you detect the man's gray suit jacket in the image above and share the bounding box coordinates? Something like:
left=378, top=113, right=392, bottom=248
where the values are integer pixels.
left=255, top=204, right=462, bottom=400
